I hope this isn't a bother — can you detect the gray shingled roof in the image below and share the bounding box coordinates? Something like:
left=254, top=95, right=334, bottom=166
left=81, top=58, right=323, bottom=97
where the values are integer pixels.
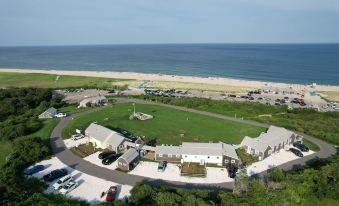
left=85, top=123, right=125, bottom=147
left=181, top=142, right=239, bottom=159
left=156, top=146, right=182, bottom=155
left=119, top=148, right=139, bottom=163
left=240, top=125, right=294, bottom=153
left=46, top=107, right=57, bottom=114
left=80, top=96, right=106, bottom=105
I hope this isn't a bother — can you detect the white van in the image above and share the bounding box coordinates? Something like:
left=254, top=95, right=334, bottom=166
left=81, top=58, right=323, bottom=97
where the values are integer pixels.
left=53, top=175, right=73, bottom=190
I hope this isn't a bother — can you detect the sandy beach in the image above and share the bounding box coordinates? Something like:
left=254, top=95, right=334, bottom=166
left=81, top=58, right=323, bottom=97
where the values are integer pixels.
left=0, top=68, right=338, bottom=92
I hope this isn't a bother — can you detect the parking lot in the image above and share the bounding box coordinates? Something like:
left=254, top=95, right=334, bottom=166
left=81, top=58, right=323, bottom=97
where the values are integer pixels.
left=128, top=161, right=234, bottom=184
left=29, top=157, right=132, bottom=204
left=246, top=149, right=315, bottom=176
left=54, top=89, right=111, bottom=103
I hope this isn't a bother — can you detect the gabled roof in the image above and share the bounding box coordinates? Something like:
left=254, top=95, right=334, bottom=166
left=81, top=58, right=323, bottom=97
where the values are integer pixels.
left=45, top=107, right=57, bottom=114
left=240, top=125, right=294, bottom=153
left=156, top=145, right=182, bottom=155
left=80, top=96, right=106, bottom=104
left=222, top=143, right=239, bottom=160
left=85, top=123, right=125, bottom=147
left=119, top=148, right=139, bottom=163
left=182, top=142, right=223, bottom=156
left=181, top=142, right=239, bottom=159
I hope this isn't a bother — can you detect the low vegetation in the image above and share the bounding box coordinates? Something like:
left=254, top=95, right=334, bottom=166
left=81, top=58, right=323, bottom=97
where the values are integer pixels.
left=62, top=103, right=265, bottom=145
left=180, top=163, right=206, bottom=177
left=303, top=139, right=320, bottom=152
left=134, top=95, right=339, bottom=145
left=70, top=143, right=103, bottom=158
left=0, top=72, right=130, bottom=89
left=129, top=152, right=339, bottom=206
left=236, top=148, right=259, bottom=166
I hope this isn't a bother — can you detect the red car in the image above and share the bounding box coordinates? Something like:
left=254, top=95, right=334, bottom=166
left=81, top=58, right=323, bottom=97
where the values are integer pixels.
left=106, top=186, right=117, bottom=202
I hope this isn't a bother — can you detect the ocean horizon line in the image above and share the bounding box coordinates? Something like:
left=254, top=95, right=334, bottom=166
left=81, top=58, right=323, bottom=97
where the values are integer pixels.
left=1, top=42, right=339, bottom=48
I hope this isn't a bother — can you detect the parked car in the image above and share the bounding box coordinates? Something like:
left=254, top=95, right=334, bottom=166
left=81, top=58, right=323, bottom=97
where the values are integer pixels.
left=102, top=154, right=121, bottom=165
left=71, top=133, right=84, bottom=141
left=24, top=165, right=44, bottom=175
left=98, top=151, right=116, bottom=159
left=106, top=186, right=118, bottom=202
left=289, top=148, right=303, bottom=157
left=43, top=169, right=68, bottom=182
left=59, top=180, right=78, bottom=195
left=293, top=142, right=309, bottom=152
left=227, top=164, right=238, bottom=178
left=157, top=161, right=167, bottom=172
left=53, top=175, right=73, bottom=190
left=55, top=113, right=67, bottom=118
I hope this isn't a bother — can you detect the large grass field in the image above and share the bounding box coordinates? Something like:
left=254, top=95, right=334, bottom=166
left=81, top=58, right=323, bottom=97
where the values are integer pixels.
left=62, top=103, right=266, bottom=145
left=0, top=72, right=132, bottom=89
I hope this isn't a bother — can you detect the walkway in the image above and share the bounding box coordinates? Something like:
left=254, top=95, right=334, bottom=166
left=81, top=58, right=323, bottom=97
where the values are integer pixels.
left=50, top=98, right=336, bottom=190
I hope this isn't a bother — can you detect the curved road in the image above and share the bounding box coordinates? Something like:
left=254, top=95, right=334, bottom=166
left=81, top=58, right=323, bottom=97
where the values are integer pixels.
left=50, top=98, right=336, bottom=190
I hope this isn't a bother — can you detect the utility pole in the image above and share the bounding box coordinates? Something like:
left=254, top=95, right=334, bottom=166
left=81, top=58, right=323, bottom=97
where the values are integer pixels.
left=132, top=103, right=136, bottom=115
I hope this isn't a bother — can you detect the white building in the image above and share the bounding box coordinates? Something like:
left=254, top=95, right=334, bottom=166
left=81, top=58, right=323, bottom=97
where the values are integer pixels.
left=240, top=125, right=302, bottom=160
left=85, top=123, right=125, bottom=153
left=78, top=96, right=107, bottom=108
left=155, top=142, right=239, bottom=166
left=38, top=107, right=58, bottom=119
left=181, top=142, right=239, bottom=166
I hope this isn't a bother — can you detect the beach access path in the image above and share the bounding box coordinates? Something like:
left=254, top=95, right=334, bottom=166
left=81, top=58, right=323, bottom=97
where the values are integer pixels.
left=50, top=98, right=336, bottom=190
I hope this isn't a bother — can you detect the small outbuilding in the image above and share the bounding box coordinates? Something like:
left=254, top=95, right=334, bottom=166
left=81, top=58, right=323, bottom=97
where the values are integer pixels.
left=38, top=107, right=58, bottom=119
left=78, top=96, right=107, bottom=108
left=117, top=148, right=140, bottom=171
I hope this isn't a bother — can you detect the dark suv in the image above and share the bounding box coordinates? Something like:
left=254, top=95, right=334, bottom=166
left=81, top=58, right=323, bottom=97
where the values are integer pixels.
left=293, top=142, right=309, bottom=152
left=102, top=154, right=121, bottom=165
left=227, top=164, right=238, bottom=178
left=98, top=151, right=116, bottom=159
left=43, top=169, right=68, bottom=182
left=289, top=148, right=303, bottom=157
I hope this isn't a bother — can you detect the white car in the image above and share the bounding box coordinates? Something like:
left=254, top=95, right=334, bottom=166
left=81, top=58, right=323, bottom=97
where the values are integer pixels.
left=55, top=113, right=67, bottom=118
left=59, top=180, right=78, bottom=195
left=53, top=175, right=73, bottom=190
left=71, top=133, right=84, bottom=140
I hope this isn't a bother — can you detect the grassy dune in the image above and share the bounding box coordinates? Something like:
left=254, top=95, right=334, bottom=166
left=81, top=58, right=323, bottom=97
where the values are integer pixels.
left=0, top=72, right=132, bottom=89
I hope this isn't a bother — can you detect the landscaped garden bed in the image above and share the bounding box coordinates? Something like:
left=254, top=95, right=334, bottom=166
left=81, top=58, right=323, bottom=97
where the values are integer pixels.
left=180, top=163, right=206, bottom=177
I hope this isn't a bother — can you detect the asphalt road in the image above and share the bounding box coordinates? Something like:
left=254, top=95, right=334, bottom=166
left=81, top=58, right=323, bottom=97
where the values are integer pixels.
left=50, top=98, right=336, bottom=190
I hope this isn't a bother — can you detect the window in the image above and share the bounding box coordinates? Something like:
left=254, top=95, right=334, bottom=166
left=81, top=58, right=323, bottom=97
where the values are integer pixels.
left=217, top=157, right=219, bottom=159
left=225, top=160, right=229, bottom=163
left=194, top=156, right=197, bottom=158
left=168, top=154, right=172, bottom=158
left=207, top=156, right=210, bottom=159
left=231, top=160, right=235, bottom=163
left=159, top=154, right=163, bottom=157
left=176, top=154, right=180, bottom=158
left=185, top=155, right=187, bottom=158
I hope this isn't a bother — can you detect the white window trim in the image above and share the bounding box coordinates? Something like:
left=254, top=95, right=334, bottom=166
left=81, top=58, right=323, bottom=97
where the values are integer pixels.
left=158, top=154, right=163, bottom=157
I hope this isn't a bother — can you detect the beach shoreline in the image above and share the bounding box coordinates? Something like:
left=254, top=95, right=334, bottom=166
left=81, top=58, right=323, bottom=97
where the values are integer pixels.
left=0, top=68, right=338, bottom=92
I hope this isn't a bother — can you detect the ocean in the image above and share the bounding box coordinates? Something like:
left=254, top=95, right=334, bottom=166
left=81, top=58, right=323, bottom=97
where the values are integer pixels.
left=0, top=44, right=338, bottom=85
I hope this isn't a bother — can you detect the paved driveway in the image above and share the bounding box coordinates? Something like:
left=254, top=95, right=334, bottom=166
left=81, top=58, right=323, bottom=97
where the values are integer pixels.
left=50, top=98, right=336, bottom=190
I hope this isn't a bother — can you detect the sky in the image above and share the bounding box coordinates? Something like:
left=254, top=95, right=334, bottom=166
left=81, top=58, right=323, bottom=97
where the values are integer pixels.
left=0, top=0, right=338, bottom=46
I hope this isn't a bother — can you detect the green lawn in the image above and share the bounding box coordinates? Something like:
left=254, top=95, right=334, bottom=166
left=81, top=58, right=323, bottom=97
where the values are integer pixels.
left=303, top=139, right=320, bottom=152
left=62, top=103, right=266, bottom=145
left=25, top=119, right=60, bottom=140
left=0, top=72, right=132, bottom=89
left=58, top=104, right=91, bottom=114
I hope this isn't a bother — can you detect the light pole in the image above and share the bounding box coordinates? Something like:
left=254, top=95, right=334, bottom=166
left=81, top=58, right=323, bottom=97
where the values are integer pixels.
left=132, top=103, right=136, bottom=115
